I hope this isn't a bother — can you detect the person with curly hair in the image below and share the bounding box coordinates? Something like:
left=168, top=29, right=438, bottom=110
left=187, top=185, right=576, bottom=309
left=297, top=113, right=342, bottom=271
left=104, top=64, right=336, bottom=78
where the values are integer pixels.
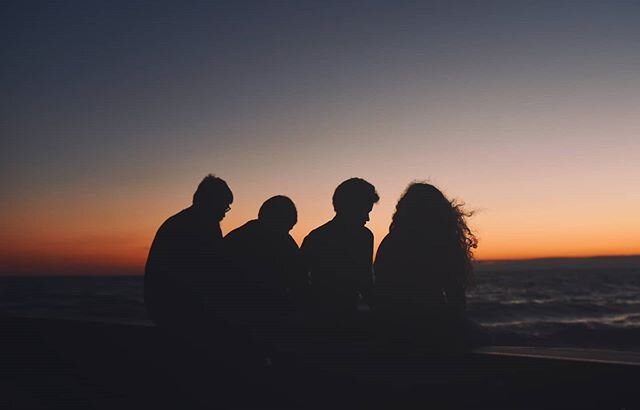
left=374, top=182, right=489, bottom=347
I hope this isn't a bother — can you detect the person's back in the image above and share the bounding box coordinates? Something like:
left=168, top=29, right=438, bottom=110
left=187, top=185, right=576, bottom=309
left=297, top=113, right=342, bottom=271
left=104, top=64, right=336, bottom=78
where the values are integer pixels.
left=374, top=231, right=465, bottom=316
left=373, top=182, right=489, bottom=347
left=301, top=178, right=379, bottom=317
left=302, top=219, right=374, bottom=314
left=224, top=196, right=306, bottom=318
left=144, top=175, right=233, bottom=327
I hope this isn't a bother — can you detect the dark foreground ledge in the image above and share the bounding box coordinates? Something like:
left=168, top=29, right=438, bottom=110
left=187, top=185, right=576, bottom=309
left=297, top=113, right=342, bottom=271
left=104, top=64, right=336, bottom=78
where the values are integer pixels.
left=2, top=316, right=639, bottom=409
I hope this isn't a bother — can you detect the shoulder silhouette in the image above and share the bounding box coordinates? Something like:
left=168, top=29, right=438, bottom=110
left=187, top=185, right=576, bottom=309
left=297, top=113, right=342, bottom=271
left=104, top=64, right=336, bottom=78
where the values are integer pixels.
left=374, top=182, right=490, bottom=346
left=144, top=174, right=233, bottom=327
left=301, top=178, right=379, bottom=317
left=224, top=195, right=307, bottom=318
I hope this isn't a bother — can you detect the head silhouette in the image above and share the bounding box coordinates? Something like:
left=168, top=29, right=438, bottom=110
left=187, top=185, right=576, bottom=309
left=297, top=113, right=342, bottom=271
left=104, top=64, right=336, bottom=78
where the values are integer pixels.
left=192, top=174, right=233, bottom=221
left=258, top=195, right=297, bottom=233
left=332, top=178, right=379, bottom=227
left=390, top=182, right=477, bottom=285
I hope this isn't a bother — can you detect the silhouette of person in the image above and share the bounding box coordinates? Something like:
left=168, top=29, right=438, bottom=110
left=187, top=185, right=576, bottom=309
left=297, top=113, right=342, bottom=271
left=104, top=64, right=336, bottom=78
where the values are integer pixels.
left=224, top=195, right=307, bottom=319
left=374, top=182, right=490, bottom=347
left=144, top=174, right=233, bottom=327
left=301, top=178, right=379, bottom=318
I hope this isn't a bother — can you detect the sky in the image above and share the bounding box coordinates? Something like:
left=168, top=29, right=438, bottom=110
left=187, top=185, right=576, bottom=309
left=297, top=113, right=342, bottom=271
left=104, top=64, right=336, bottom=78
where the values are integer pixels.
left=1, top=1, right=639, bottom=274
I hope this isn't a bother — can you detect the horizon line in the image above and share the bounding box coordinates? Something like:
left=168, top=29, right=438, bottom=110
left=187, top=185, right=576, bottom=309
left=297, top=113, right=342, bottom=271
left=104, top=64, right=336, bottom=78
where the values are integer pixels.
left=1, top=253, right=639, bottom=277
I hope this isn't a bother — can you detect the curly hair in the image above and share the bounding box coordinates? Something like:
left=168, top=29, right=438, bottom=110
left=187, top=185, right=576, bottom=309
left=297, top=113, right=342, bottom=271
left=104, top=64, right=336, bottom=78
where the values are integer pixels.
left=390, top=182, right=477, bottom=287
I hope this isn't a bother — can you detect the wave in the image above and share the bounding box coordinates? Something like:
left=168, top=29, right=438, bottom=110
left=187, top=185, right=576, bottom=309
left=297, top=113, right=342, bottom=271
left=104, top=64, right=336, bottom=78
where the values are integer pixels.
left=2, top=269, right=640, bottom=351
left=489, top=320, right=640, bottom=351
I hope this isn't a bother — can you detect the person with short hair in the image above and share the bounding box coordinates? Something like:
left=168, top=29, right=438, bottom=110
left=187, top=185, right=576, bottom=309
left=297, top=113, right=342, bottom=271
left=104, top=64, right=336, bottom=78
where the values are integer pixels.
left=224, top=195, right=306, bottom=319
left=301, top=178, right=379, bottom=317
left=144, top=174, right=233, bottom=327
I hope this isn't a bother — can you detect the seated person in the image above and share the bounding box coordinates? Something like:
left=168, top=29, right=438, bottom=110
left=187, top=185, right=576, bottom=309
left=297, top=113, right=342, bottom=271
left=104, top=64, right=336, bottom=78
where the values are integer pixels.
left=374, top=182, right=490, bottom=347
left=224, top=195, right=307, bottom=320
left=301, top=178, right=379, bottom=319
left=144, top=174, right=233, bottom=328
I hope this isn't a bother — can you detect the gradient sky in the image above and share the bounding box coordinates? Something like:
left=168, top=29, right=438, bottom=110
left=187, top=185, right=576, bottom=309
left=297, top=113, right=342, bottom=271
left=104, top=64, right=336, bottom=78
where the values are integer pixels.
left=2, top=1, right=639, bottom=274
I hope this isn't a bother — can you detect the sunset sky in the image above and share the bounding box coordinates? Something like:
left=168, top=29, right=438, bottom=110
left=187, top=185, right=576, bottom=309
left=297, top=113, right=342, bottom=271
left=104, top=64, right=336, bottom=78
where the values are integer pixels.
left=2, top=1, right=639, bottom=274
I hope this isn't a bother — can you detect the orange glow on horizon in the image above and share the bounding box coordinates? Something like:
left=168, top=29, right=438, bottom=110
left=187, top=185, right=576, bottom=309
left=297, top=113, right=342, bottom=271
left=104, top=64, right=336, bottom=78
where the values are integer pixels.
left=1, top=208, right=638, bottom=275
left=1, top=170, right=639, bottom=275
left=4, top=1, right=640, bottom=275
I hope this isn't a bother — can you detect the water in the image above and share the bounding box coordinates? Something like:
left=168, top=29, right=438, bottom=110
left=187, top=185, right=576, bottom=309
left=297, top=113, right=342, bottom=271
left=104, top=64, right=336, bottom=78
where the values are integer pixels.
left=467, top=267, right=640, bottom=350
left=0, top=276, right=148, bottom=324
left=2, top=262, right=640, bottom=351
